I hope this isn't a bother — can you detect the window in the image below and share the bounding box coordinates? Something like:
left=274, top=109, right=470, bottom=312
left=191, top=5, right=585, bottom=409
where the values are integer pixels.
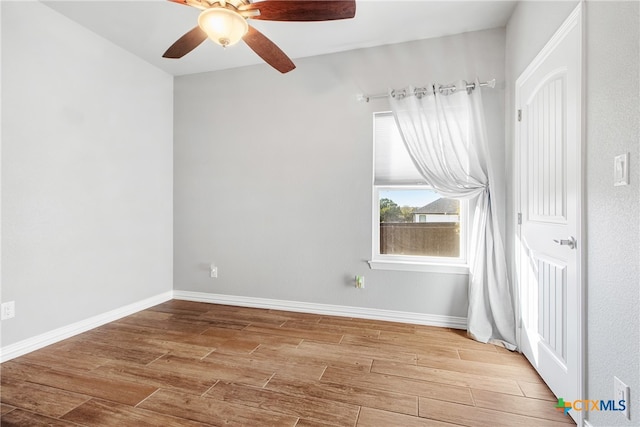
left=369, top=112, right=468, bottom=273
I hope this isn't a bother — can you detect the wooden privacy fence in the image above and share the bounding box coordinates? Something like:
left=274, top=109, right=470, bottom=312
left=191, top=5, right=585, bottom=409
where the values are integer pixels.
left=380, top=222, right=460, bottom=257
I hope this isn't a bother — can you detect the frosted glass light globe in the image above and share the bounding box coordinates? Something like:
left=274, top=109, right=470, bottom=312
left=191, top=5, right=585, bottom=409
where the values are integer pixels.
left=198, top=8, right=248, bottom=47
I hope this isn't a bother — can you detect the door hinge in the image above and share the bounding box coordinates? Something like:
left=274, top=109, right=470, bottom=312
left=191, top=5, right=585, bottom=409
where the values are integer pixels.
left=517, top=109, right=522, bottom=122
left=517, top=213, right=522, bottom=225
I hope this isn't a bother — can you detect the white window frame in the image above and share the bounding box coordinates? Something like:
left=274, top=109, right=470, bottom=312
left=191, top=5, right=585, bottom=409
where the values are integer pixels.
left=368, top=112, right=469, bottom=275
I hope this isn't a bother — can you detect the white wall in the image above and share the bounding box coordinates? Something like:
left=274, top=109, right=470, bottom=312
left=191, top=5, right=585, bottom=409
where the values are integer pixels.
left=174, top=28, right=505, bottom=319
left=506, top=2, right=640, bottom=425
left=584, top=2, right=639, bottom=426
left=1, top=2, right=174, bottom=347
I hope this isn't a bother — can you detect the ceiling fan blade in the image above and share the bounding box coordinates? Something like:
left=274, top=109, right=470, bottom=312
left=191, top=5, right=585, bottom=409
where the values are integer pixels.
left=241, top=0, right=356, bottom=21
left=163, top=26, right=208, bottom=59
left=243, top=25, right=295, bottom=73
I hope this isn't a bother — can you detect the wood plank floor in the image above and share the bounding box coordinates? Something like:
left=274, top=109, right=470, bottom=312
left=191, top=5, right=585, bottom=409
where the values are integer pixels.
left=1, top=300, right=575, bottom=426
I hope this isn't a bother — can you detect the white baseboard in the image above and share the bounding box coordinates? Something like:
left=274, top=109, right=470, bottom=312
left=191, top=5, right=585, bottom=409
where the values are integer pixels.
left=1, top=290, right=467, bottom=362
left=0, top=291, right=173, bottom=363
left=173, top=290, right=467, bottom=330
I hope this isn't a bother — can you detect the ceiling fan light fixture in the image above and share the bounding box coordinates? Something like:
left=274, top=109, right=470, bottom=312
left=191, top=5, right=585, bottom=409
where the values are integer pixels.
left=198, top=7, right=248, bottom=47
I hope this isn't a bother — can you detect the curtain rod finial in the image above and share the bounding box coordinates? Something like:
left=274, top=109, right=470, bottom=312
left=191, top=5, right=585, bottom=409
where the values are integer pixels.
left=487, top=79, right=496, bottom=88
left=356, top=94, right=369, bottom=103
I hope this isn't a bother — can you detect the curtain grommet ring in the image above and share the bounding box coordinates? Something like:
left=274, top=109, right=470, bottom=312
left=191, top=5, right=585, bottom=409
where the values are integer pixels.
left=467, top=83, right=475, bottom=95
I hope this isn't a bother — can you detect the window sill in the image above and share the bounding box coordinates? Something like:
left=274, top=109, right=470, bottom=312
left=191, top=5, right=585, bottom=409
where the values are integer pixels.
left=368, top=260, right=469, bottom=275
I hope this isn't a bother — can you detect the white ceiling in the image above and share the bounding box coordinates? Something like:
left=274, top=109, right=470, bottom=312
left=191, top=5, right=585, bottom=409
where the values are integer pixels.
left=43, top=0, right=517, bottom=76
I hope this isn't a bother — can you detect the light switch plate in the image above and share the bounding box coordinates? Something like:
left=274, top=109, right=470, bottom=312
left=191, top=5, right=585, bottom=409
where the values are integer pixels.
left=614, top=153, right=630, bottom=186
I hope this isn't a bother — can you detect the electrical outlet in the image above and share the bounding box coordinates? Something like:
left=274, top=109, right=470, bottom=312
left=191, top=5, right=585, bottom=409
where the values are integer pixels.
left=614, top=376, right=630, bottom=420
left=1, top=301, right=15, bottom=320
left=210, top=264, right=218, bottom=278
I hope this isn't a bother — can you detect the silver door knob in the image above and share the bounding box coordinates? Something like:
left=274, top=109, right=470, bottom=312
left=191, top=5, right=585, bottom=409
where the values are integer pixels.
left=553, top=236, right=577, bottom=249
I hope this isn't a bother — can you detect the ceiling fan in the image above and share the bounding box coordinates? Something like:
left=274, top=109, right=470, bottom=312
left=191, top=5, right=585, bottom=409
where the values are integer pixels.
left=163, top=0, right=357, bottom=73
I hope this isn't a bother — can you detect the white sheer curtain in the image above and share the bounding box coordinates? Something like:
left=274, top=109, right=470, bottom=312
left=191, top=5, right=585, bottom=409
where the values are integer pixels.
left=389, top=79, right=516, bottom=349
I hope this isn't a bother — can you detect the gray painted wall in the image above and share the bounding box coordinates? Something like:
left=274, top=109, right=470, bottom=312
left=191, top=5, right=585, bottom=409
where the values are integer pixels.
left=174, top=28, right=506, bottom=318
left=1, top=2, right=174, bottom=346
left=584, top=2, right=639, bottom=425
left=506, top=1, right=640, bottom=425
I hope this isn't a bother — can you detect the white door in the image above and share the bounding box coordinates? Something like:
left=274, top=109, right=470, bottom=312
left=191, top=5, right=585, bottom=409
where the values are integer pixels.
left=516, top=4, right=583, bottom=424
